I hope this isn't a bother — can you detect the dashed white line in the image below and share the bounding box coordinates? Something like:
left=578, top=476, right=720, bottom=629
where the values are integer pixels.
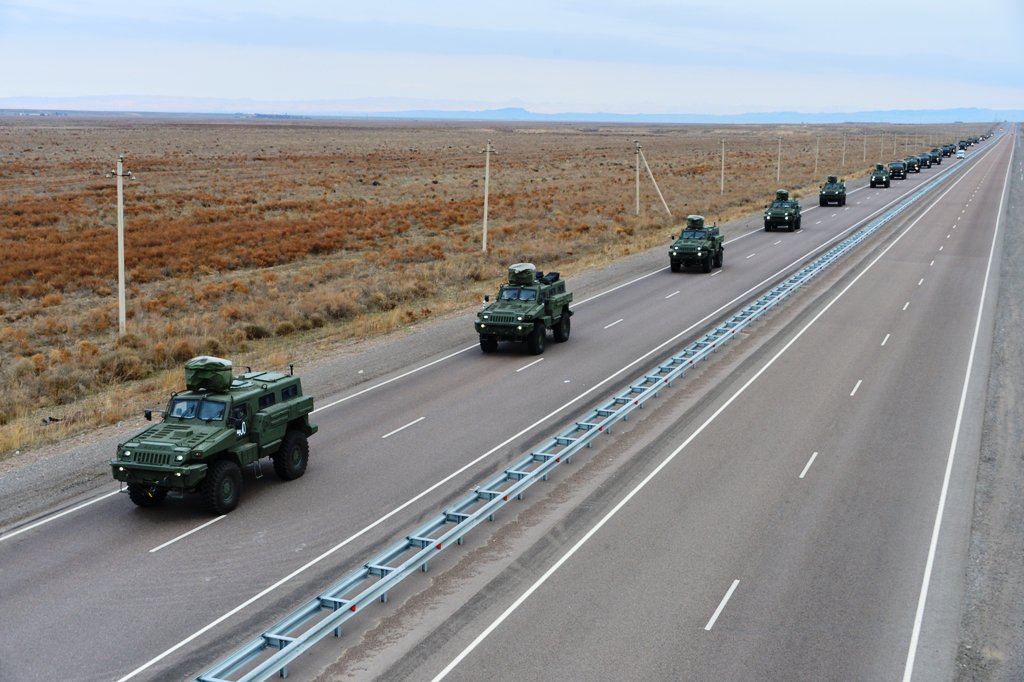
left=150, top=516, right=226, bottom=553
left=918, top=278, right=924, bottom=286
left=815, top=220, right=823, bottom=225
left=604, top=318, right=624, bottom=329
left=705, top=580, right=740, bottom=631
left=939, top=246, right=944, bottom=252
left=946, top=234, right=951, bottom=239
left=903, top=301, right=911, bottom=311
left=773, top=240, right=782, bottom=246
left=0, top=490, right=120, bottom=544
left=930, top=260, right=935, bottom=267
left=745, top=253, right=756, bottom=259
left=799, top=451, right=819, bottom=479
left=710, top=270, right=721, bottom=277
left=382, top=416, right=425, bottom=439
left=516, top=358, right=544, bottom=373
left=850, top=379, right=863, bottom=397
left=881, top=333, right=891, bottom=346
left=665, top=291, right=681, bottom=299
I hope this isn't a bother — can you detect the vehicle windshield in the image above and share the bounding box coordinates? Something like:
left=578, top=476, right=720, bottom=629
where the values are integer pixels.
left=771, top=200, right=791, bottom=208
left=169, top=398, right=226, bottom=422
left=498, top=287, right=537, bottom=301
left=681, top=230, right=706, bottom=239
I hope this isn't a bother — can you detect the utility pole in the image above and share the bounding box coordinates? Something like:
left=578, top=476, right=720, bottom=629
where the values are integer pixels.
left=776, top=137, right=782, bottom=183
left=634, top=141, right=671, bottom=217
left=814, top=135, right=820, bottom=177
left=862, top=134, right=867, bottom=163
left=481, top=140, right=492, bottom=253
left=108, top=153, right=132, bottom=336
left=720, top=138, right=725, bottom=194
left=841, top=132, right=847, bottom=167
left=635, top=140, right=641, bottom=215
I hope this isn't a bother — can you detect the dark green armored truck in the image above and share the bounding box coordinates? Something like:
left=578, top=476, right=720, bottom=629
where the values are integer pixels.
left=111, top=356, right=318, bottom=514
left=818, top=175, right=847, bottom=206
left=870, top=164, right=891, bottom=188
left=669, top=214, right=724, bottom=273
left=475, top=263, right=573, bottom=355
left=888, top=160, right=907, bottom=179
left=764, top=189, right=802, bottom=231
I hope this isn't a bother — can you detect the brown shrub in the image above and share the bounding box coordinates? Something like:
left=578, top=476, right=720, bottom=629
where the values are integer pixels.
left=97, top=348, right=151, bottom=381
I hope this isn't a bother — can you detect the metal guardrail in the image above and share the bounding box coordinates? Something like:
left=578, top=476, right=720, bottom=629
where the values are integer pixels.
left=196, top=151, right=974, bottom=682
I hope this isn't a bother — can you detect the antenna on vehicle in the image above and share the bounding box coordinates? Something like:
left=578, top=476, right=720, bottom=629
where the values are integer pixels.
left=289, top=364, right=294, bottom=376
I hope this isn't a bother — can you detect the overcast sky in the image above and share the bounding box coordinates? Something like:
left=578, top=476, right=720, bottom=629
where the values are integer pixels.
left=1, top=0, right=1022, bottom=114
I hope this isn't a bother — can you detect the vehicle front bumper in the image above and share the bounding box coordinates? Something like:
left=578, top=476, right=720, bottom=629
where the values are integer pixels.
left=110, top=461, right=208, bottom=489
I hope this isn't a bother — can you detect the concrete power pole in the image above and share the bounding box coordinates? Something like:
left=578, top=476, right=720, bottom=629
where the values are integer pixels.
left=481, top=140, right=492, bottom=253
left=108, top=153, right=133, bottom=336
left=776, top=137, right=782, bottom=183
left=635, top=140, right=641, bottom=215
left=720, top=138, right=725, bottom=194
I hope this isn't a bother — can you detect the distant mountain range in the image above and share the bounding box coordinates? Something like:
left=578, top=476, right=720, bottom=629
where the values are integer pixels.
left=0, top=96, right=1019, bottom=124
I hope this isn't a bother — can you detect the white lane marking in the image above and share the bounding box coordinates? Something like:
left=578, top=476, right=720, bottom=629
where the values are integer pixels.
left=799, top=452, right=819, bottom=479
left=710, top=270, right=721, bottom=277
left=831, top=213, right=838, bottom=217
left=918, top=278, right=924, bottom=286
left=881, top=333, right=891, bottom=347
left=946, top=234, right=951, bottom=239
left=773, top=240, right=782, bottom=246
left=850, top=379, right=863, bottom=397
left=930, top=260, right=935, bottom=267
left=381, top=416, right=425, bottom=439
left=150, top=516, right=226, bottom=553
left=516, top=358, right=544, bottom=373
left=432, top=159, right=985, bottom=682
left=705, top=579, right=741, bottom=631
left=745, top=253, right=756, bottom=259
left=903, top=302, right=910, bottom=311
left=0, top=490, right=120, bottom=543
left=815, top=220, right=823, bottom=225
left=903, top=130, right=1010, bottom=682
left=665, top=290, right=681, bottom=299
left=604, top=318, right=623, bottom=329
left=939, top=245, right=944, bottom=252
left=120, top=159, right=980, bottom=681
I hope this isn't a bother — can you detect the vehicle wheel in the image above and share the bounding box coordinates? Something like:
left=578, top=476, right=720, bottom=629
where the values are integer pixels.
left=128, top=484, right=167, bottom=508
left=201, top=460, right=242, bottom=515
left=554, top=314, right=570, bottom=342
left=273, top=430, right=309, bottom=481
left=795, top=218, right=802, bottom=230
left=840, top=197, right=846, bottom=206
left=714, top=249, right=723, bottom=268
left=764, top=222, right=771, bottom=232
left=527, top=322, right=545, bottom=355
left=819, top=198, right=826, bottom=206
left=885, top=181, right=890, bottom=188
left=702, top=254, right=712, bottom=273
left=670, top=261, right=681, bottom=273
left=480, top=335, right=498, bottom=352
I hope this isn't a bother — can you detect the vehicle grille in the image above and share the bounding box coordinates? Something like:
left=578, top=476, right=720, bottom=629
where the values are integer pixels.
left=134, top=451, right=173, bottom=466
left=487, top=315, right=516, bottom=324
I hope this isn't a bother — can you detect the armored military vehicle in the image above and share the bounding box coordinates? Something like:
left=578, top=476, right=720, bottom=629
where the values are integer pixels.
left=475, top=263, right=573, bottom=355
left=111, top=356, right=318, bottom=514
left=905, top=156, right=921, bottom=173
left=917, top=153, right=932, bottom=169
left=818, top=175, right=847, bottom=206
left=669, top=214, right=724, bottom=273
left=929, top=149, right=942, bottom=165
left=763, top=189, right=802, bottom=231
left=888, top=160, right=907, bottom=179
left=870, top=164, right=891, bottom=188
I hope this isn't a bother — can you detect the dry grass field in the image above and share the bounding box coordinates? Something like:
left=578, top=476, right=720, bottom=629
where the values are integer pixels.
left=0, top=115, right=990, bottom=455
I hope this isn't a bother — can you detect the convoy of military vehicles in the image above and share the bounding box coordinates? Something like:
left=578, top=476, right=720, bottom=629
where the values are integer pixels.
left=105, top=129, right=990, bottom=513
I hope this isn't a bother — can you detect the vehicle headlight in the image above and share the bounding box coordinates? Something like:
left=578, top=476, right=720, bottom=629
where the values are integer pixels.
left=517, top=316, right=523, bottom=321
left=121, top=450, right=132, bottom=460
left=175, top=454, right=184, bottom=462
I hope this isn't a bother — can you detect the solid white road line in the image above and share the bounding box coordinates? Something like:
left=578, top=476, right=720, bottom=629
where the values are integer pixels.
left=0, top=490, right=120, bottom=544
left=705, top=580, right=740, bottom=631
left=799, top=452, right=819, bottom=479
left=150, top=516, right=225, bottom=553
left=381, top=417, right=425, bottom=439
left=850, top=380, right=863, bottom=397
left=902, top=131, right=1010, bottom=682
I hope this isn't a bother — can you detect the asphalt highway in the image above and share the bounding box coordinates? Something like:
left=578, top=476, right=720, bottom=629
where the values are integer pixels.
left=0, top=131, right=1009, bottom=681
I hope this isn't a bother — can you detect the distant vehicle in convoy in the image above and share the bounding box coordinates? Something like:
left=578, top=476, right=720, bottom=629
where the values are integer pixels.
left=870, top=164, right=891, bottom=188
left=669, top=214, right=724, bottom=273
left=958, top=140, right=969, bottom=150
left=475, top=262, right=572, bottom=354
left=111, top=356, right=318, bottom=514
left=818, top=175, right=847, bottom=206
left=888, top=160, right=908, bottom=179
left=917, top=154, right=932, bottom=169
left=928, top=149, right=942, bottom=165
left=905, top=156, right=921, bottom=173
left=941, top=144, right=955, bottom=157
left=764, top=189, right=802, bottom=231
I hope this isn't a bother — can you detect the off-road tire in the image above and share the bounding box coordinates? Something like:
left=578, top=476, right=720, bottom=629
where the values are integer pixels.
left=764, top=221, right=772, bottom=232
left=480, top=335, right=498, bottom=353
left=128, top=484, right=167, bottom=508
left=554, top=314, right=570, bottom=342
left=527, top=322, right=546, bottom=355
left=840, top=196, right=846, bottom=206
left=702, top=254, right=712, bottom=273
left=201, top=460, right=242, bottom=515
left=670, top=261, right=681, bottom=273
left=714, top=249, right=723, bottom=269
left=820, top=197, right=826, bottom=206
left=273, top=431, right=309, bottom=481
left=885, top=180, right=890, bottom=188
left=795, top=218, right=802, bottom=230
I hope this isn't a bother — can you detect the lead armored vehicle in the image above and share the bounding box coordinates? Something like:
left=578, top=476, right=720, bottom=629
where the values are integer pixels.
left=111, top=356, right=318, bottom=514
left=475, top=263, right=573, bottom=355
left=669, top=214, right=724, bottom=273
left=870, top=164, right=891, bottom=188
left=764, top=189, right=802, bottom=231
left=818, top=175, right=847, bottom=206
left=888, top=160, right=907, bottom=179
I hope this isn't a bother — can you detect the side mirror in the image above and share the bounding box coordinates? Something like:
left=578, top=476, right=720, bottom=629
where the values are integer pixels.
left=144, top=409, right=152, bottom=421
left=484, top=295, right=490, bottom=303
